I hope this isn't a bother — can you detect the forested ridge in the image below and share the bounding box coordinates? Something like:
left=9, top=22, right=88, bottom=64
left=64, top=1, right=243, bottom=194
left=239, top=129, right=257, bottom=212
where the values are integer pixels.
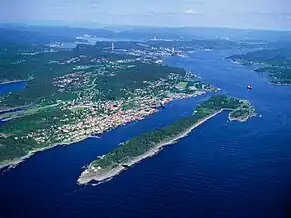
left=90, top=95, right=246, bottom=169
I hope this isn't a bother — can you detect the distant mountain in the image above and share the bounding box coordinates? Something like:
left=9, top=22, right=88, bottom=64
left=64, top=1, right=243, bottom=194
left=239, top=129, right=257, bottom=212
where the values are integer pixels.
left=108, top=26, right=291, bottom=42
left=1, top=22, right=291, bottom=45
left=0, top=24, right=117, bottom=44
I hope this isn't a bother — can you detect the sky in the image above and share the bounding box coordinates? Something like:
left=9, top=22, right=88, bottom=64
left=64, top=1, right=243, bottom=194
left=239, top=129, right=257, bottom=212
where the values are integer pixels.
left=0, top=0, right=291, bottom=30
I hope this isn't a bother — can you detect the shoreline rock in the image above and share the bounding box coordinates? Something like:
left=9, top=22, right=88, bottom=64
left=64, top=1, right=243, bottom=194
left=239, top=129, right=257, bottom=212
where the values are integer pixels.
left=77, top=110, right=222, bottom=185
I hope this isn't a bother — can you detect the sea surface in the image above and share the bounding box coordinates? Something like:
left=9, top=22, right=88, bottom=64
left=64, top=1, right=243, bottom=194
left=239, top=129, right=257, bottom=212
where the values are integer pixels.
left=1, top=50, right=291, bottom=218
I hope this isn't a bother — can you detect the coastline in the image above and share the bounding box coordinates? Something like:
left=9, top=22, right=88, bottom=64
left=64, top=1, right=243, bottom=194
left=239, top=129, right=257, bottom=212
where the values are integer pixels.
left=270, top=81, right=291, bottom=86
left=77, top=110, right=223, bottom=185
left=0, top=106, right=27, bottom=114
left=228, top=108, right=257, bottom=123
left=0, top=80, right=27, bottom=86
left=0, top=94, right=201, bottom=170
left=229, top=113, right=257, bottom=122
left=0, top=135, right=91, bottom=170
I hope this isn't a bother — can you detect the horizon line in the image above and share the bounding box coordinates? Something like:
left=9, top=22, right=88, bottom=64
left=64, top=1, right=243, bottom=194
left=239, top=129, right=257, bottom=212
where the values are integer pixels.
left=1, top=20, right=291, bottom=32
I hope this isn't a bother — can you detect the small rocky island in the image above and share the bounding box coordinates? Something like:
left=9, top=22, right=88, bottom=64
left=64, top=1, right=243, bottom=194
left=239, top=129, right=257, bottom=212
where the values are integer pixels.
left=78, top=95, right=255, bottom=185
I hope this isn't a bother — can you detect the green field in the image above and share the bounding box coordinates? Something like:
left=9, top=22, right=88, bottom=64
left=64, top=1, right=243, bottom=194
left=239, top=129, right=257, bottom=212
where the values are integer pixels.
left=175, top=81, right=188, bottom=89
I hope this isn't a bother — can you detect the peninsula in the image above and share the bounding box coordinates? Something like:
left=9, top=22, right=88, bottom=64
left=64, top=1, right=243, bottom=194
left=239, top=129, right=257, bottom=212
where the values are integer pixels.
left=0, top=42, right=215, bottom=169
left=78, top=95, right=255, bottom=185
left=228, top=47, right=291, bottom=85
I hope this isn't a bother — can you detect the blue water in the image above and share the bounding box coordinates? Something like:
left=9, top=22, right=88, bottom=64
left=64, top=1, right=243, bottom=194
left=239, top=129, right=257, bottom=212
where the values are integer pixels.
left=0, top=81, right=26, bottom=96
left=1, top=50, right=291, bottom=218
left=0, top=108, right=25, bottom=116
left=0, top=81, right=26, bottom=118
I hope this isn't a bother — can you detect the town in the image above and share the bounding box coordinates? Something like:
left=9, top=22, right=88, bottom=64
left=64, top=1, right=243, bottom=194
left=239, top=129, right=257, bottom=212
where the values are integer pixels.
left=0, top=39, right=215, bottom=165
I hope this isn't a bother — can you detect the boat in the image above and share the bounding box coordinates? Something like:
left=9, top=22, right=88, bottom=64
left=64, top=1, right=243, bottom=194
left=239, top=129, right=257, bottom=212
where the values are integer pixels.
left=247, top=85, right=253, bottom=90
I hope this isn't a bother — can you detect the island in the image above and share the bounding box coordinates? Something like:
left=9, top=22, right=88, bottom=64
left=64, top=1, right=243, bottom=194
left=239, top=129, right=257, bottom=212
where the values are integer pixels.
left=78, top=95, right=255, bottom=185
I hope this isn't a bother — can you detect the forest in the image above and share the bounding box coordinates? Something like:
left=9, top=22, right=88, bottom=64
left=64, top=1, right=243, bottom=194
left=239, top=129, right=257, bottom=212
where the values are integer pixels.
left=0, top=43, right=187, bottom=109
left=228, top=47, right=291, bottom=85
left=90, top=95, right=247, bottom=170
left=0, top=43, right=195, bottom=164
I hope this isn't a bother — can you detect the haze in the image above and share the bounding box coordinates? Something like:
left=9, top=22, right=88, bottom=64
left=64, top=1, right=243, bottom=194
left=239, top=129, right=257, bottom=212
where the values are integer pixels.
left=0, top=0, right=291, bottom=30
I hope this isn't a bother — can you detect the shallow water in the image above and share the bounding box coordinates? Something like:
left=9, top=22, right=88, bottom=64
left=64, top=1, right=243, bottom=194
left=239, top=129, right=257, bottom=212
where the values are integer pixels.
left=1, top=50, right=291, bottom=218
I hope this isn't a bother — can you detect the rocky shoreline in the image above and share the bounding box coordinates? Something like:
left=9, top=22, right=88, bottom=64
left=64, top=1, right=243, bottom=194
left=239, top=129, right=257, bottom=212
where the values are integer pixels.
left=77, top=110, right=223, bottom=185
left=0, top=94, right=202, bottom=170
